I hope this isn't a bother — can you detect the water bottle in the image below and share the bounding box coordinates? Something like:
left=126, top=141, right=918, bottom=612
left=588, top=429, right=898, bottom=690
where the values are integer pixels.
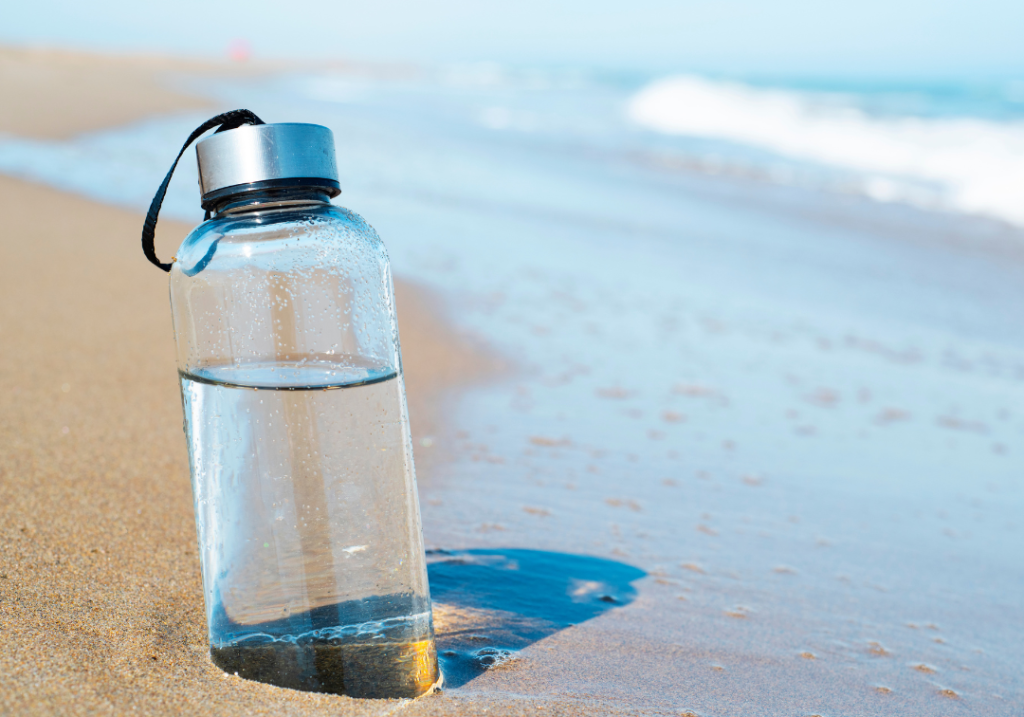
left=141, top=111, right=439, bottom=698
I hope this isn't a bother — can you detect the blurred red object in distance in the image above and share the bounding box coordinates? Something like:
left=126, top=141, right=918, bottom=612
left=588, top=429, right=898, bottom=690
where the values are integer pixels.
left=228, top=39, right=251, bottom=63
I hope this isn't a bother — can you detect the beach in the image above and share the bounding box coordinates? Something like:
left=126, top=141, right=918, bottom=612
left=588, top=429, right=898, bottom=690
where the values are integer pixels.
left=0, top=50, right=498, bottom=716
left=1, top=48, right=1023, bottom=716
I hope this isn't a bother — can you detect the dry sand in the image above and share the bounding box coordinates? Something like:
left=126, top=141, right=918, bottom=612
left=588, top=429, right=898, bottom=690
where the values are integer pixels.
left=0, top=47, right=220, bottom=139
left=0, top=46, right=420, bottom=140
left=0, top=50, right=551, bottom=716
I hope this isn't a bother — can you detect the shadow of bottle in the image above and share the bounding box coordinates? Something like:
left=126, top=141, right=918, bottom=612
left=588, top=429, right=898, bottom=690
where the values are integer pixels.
left=427, top=548, right=646, bottom=688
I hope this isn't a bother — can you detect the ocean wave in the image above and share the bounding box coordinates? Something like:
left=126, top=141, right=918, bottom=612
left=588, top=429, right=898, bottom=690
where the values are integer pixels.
left=628, top=75, right=1024, bottom=226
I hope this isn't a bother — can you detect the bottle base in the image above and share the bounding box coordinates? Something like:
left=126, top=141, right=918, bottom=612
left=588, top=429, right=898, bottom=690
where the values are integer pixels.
left=211, top=638, right=439, bottom=698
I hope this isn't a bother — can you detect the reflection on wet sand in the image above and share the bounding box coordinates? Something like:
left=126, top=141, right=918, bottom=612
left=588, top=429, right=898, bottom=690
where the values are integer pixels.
left=427, top=549, right=645, bottom=687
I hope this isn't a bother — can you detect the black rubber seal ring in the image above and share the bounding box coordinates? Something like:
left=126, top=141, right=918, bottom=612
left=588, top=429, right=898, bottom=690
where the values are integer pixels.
left=201, top=177, right=342, bottom=210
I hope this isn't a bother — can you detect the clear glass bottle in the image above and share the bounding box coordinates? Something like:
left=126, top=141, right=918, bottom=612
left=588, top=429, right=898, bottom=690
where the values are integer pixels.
left=168, top=124, right=438, bottom=698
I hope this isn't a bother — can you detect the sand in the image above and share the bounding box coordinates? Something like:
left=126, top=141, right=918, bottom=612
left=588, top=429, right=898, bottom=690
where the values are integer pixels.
left=0, top=50, right=526, bottom=716
left=0, top=47, right=222, bottom=139
left=0, top=46, right=420, bottom=141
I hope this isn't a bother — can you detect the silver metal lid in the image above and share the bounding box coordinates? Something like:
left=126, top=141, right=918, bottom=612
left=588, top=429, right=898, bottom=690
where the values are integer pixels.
left=195, top=123, right=340, bottom=205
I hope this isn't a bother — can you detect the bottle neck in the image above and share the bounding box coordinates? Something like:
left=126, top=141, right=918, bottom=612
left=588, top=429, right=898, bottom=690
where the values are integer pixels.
left=208, top=185, right=333, bottom=218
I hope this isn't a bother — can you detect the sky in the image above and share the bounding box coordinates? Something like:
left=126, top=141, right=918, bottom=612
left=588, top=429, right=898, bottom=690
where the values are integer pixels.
left=3, top=0, right=1023, bottom=79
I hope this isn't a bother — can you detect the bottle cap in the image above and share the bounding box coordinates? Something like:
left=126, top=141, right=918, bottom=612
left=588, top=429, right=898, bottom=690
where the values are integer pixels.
left=196, top=123, right=341, bottom=208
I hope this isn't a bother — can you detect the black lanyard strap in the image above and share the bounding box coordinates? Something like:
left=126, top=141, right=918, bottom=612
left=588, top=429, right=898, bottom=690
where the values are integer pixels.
left=141, top=109, right=265, bottom=272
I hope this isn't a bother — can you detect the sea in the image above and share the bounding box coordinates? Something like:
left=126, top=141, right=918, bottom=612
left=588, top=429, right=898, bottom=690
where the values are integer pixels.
left=2, top=65, right=1022, bottom=714
left=3, top=66, right=1024, bottom=227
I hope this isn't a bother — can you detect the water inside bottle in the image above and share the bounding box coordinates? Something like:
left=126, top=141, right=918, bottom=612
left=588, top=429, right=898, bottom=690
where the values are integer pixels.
left=180, top=366, right=438, bottom=697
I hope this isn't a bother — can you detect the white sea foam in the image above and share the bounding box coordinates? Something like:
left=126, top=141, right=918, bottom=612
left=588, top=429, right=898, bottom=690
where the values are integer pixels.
left=628, top=75, right=1024, bottom=226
